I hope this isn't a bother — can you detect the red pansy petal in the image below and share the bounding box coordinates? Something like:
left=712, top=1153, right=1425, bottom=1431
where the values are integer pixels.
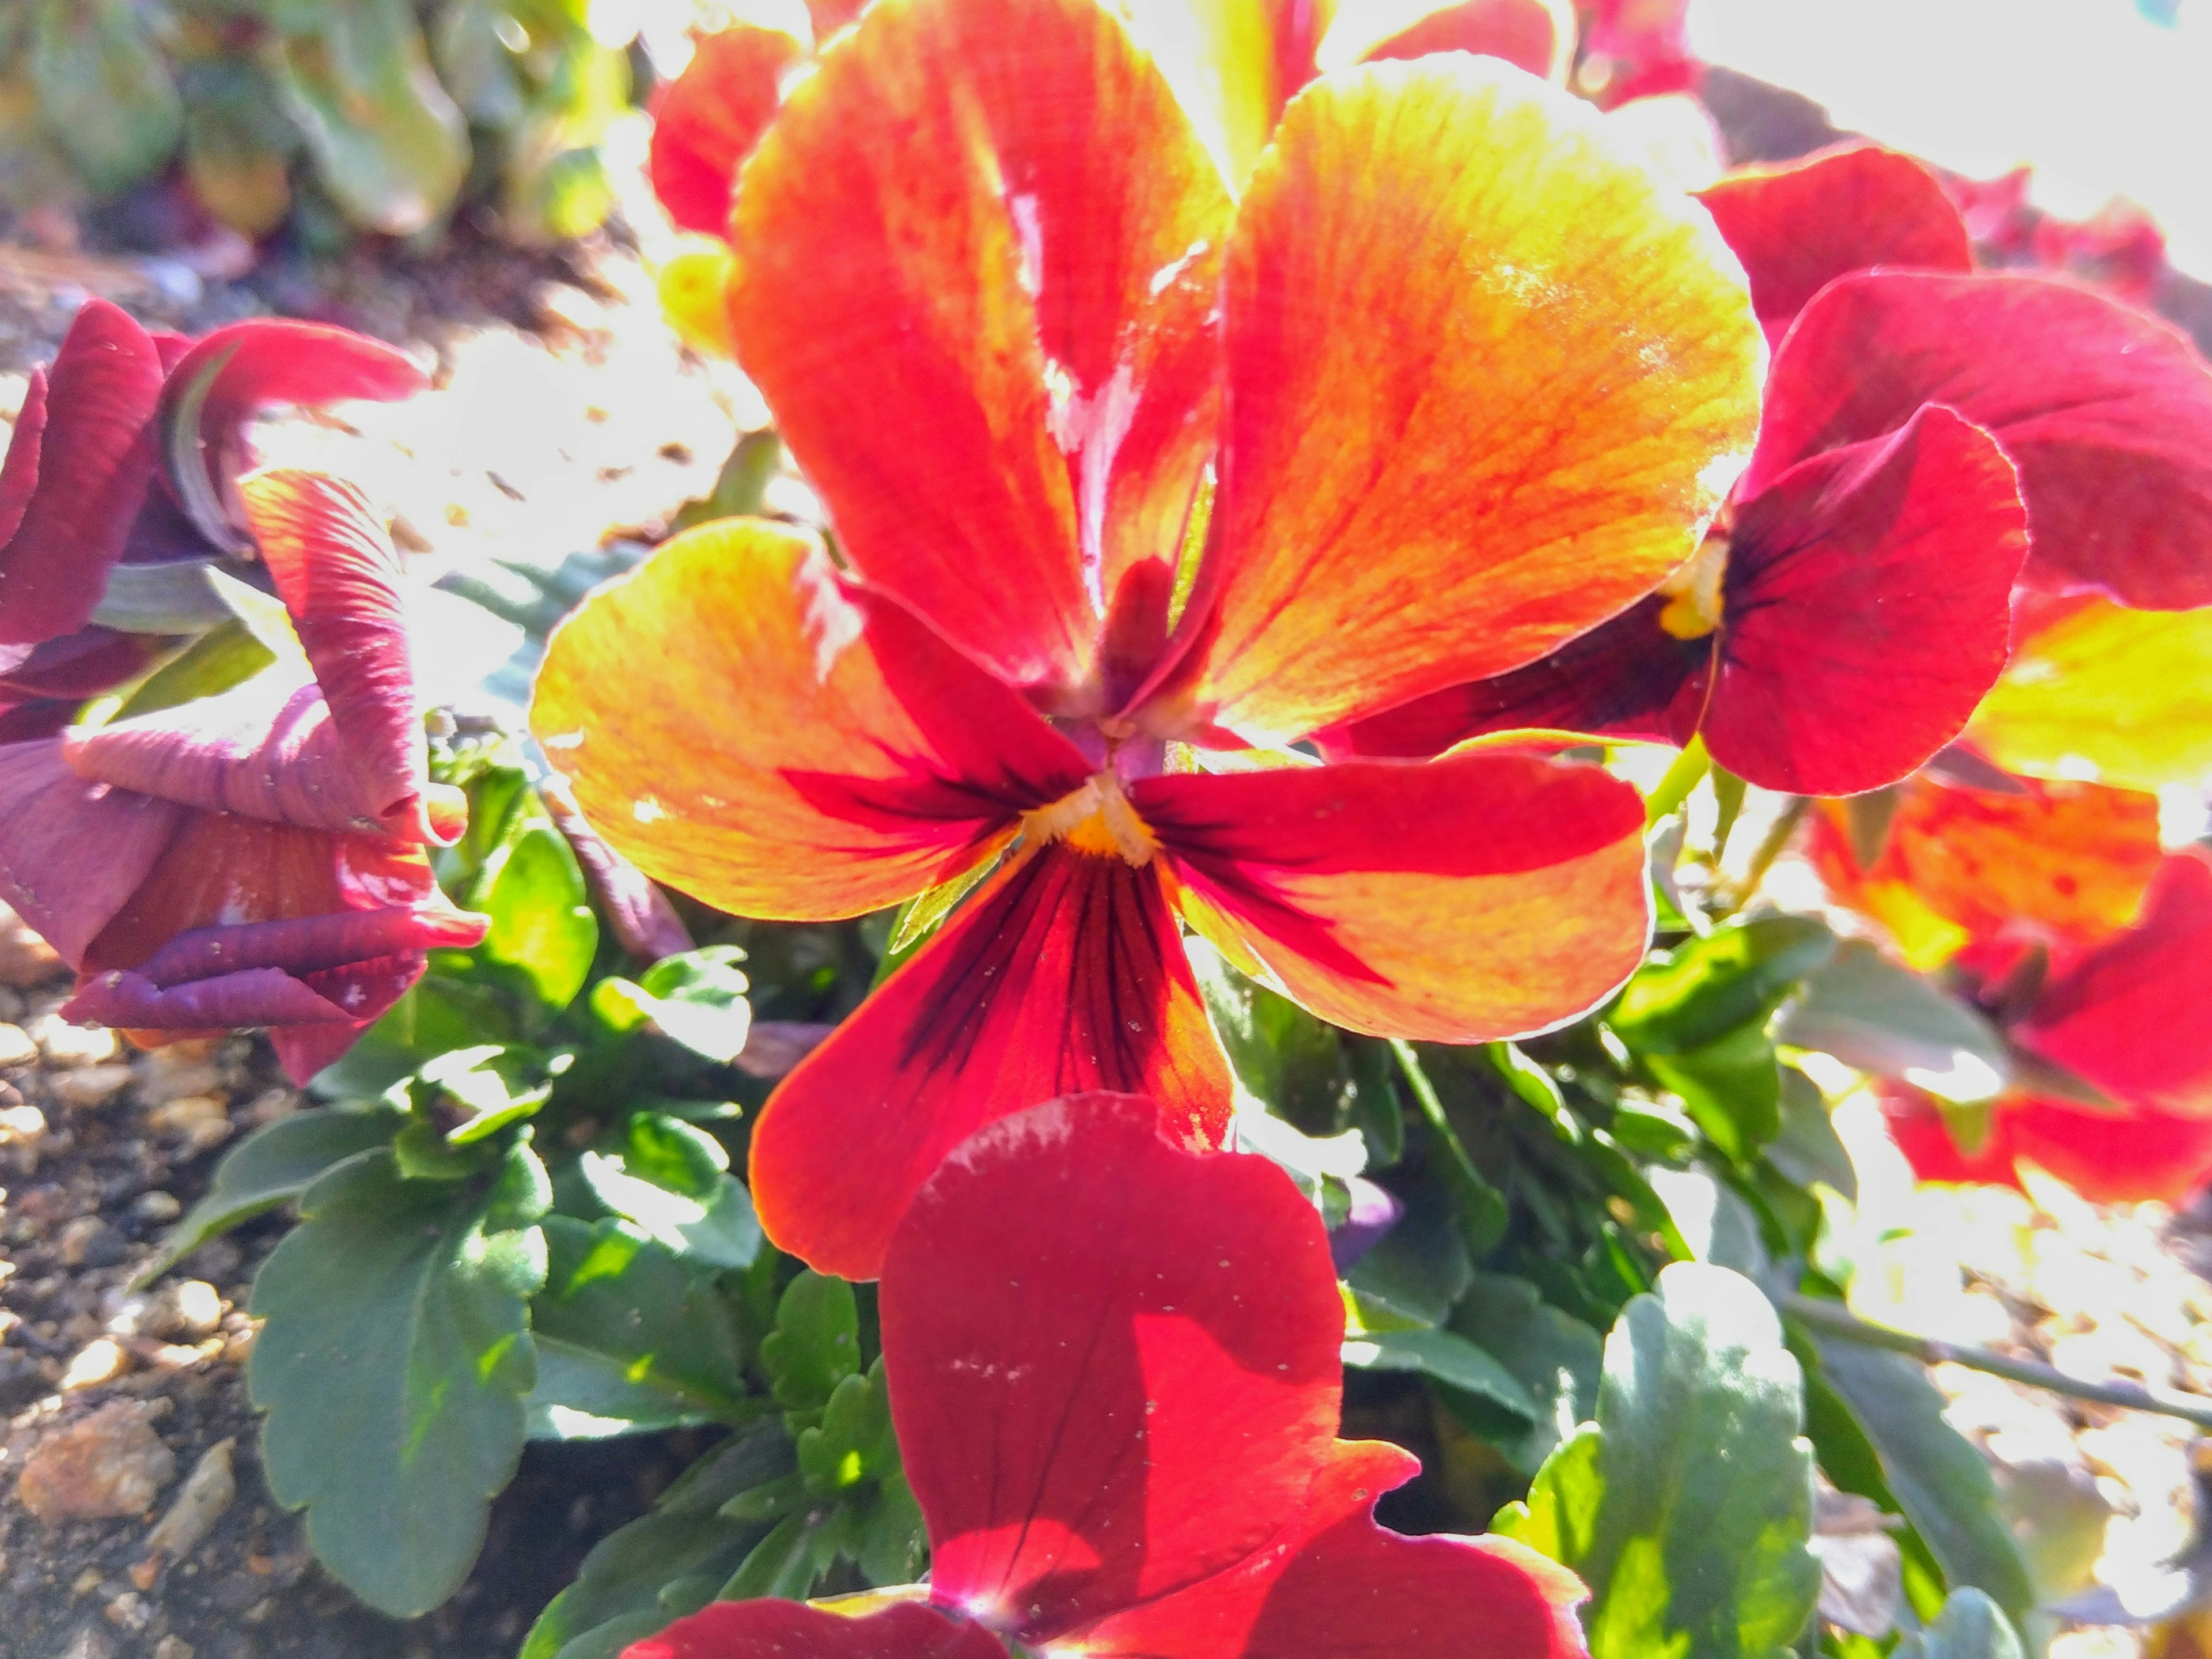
left=806, top=0, right=870, bottom=37
left=1748, top=271, right=2212, bottom=609
left=884, top=1093, right=1342, bottom=1642
left=1321, top=595, right=1698, bottom=760
left=0, top=300, right=165, bottom=646
left=67, top=965, right=361, bottom=1033
left=0, top=737, right=182, bottom=967
left=1150, top=56, right=1763, bottom=744
left=1808, top=774, right=2164, bottom=968
left=1881, top=1085, right=2212, bottom=1207
left=1699, top=404, right=2027, bottom=796
left=67, top=679, right=412, bottom=838
left=730, top=0, right=1231, bottom=702
left=749, top=844, right=1232, bottom=1281
left=158, top=323, right=426, bottom=514
left=240, top=470, right=444, bottom=841
left=623, top=1600, right=1005, bottom=1659
left=1135, top=752, right=1650, bottom=1040
left=1323, top=0, right=1571, bottom=78
left=82, top=813, right=440, bottom=975
left=530, top=520, right=1092, bottom=923
left=1695, top=145, right=1971, bottom=342
left=0, top=366, right=49, bottom=547
left=272, top=952, right=438, bottom=1082
left=135, top=905, right=484, bottom=986
left=2020, top=851, right=2212, bottom=1117
left=0, top=697, right=94, bottom=744
left=1114, top=0, right=1333, bottom=189
left=0, top=626, right=168, bottom=701
left=1069, top=1442, right=1589, bottom=1656
left=647, top=22, right=805, bottom=237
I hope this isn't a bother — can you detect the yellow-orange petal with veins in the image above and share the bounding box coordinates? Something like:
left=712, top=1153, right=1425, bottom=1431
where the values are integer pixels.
left=730, top=0, right=1232, bottom=706
left=528, top=519, right=1093, bottom=923
left=1147, top=56, right=1764, bottom=746
left=1968, top=596, right=2212, bottom=793
left=1114, top=0, right=1336, bottom=190
left=657, top=244, right=739, bottom=359
left=1137, top=750, right=1650, bottom=1040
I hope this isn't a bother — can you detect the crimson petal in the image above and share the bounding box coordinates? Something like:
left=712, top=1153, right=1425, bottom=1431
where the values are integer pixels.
left=1135, top=753, right=1650, bottom=1041
left=0, top=737, right=181, bottom=966
left=1881, top=1084, right=2212, bottom=1206
left=646, top=22, right=805, bottom=237
left=0, top=366, right=49, bottom=547
left=2020, top=850, right=2212, bottom=1117
left=1748, top=271, right=2212, bottom=608
left=0, top=300, right=165, bottom=646
left=748, top=846, right=1232, bottom=1281
left=622, top=1600, right=1005, bottom=1659
left=884, top=1093, right=1342, bottom=1644
left=1699, top=403, right=2027, bottom=796
left=1695, top=145, right=1971, bottom=342
left=157, top=323, right=426, bottom=524
left=1069, top=1442, right=1589, bottom=1656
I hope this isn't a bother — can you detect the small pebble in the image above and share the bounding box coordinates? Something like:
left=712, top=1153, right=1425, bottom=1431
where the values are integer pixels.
left=0, top=1022, right=37, bottom=1067
left=154, top=1281, right=224, bottom=1343
left=101, top=1590, right=150, bottom=1632
left=28, top=1014, right=121, bottom=1069
left=145, top=1093, right=232, bottom=1151
left=55, top=1622, right=113, bottom=1659
left=60, top=1338, right=130, bottom=1391
left=0, top=906, right=62, bottom=988
left=131, top=1190, right=181, bottom=1224
left=57, top=1215, right=126, bottom=1268
left=17, top=1400, right=177, bottom=1520
left=153, top=1639, right=195, bottom=1659
left=50, top=1064, right=135, bottom=1108
left=143, top=1438, right=235, bottom=1560
left=0, top=1101, right=46, bottom=1146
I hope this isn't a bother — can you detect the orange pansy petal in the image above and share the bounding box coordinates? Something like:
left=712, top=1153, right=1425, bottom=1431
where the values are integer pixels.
left=1157, top=57, right=1763, bottom=745
left=647, top=22, right=804, bottom=237
left=748, top=843, right=1233, bottom=1280
left=1115, top=0, right=1334, bottom=190
left=528, top=520, right=1093, bottom=923
left=1809, top=774, right=2165, bottom=961
left=1137, top=752, right=1650, bottom=1040
left=730, top=0, right=1232, bottom=703
left=1967, top=595, right=2212, bottom=793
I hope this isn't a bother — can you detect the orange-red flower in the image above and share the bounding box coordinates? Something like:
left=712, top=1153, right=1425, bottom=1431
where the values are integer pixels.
left=1881, top=850, right=2212, bottom=1204
left=622, top=1093, right=1589, bottom=1659
left=536, top=0, right=1764, bottom=1278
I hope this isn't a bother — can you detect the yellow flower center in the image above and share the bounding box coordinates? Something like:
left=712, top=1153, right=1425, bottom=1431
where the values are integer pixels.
left=1656, top=533, right=1729, bottom=641
left=1022, top=771, right=1158, bottom=866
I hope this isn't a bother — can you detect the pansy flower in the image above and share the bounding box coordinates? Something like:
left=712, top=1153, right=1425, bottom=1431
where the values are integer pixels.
left=0, top=469, right=484, bottom=1082
left=1880, top=849, right=2212, bottom=1203
left=623, top=1091, right=1590, bottom=1659
left=1807, top=768, right=2164, bottom=971
left=1335, top=138, right=2212, bottom=793
left=536, top=0, right=1764, bottom=1278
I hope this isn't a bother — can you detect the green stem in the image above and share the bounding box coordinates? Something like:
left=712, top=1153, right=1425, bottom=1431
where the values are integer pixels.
left=1643, top=736, right=1711, bottom=827
left=1722, top=796, right=1809, bottom=911
left=1777, top=1290, right=2212, bottom=1432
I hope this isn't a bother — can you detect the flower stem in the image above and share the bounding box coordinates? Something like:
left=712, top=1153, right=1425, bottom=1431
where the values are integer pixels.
left=1776, top=1290, right=2212, bottom=1432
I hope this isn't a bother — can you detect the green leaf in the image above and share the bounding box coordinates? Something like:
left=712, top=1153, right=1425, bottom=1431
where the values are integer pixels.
left=594, top=946, right=753, bottom=1063
left=796, top=1358, right=900, bottom=1496
left=1613, top=916, right=1837, bottom=1055
left=1449, top=1272, right=1605, bottom=1475
left=414, top=1043, right=554, bottom=1143
left=1764, top=1069, right=1858, bottom=1200
left=178, top=51, right=298, bottom=236
left=472, top=817, right=598, bottom=1022
left=518, top=1428, right=792, bottom=1659
left=722, top=1509, right=853, bottom=1602
left=1896, top=1589, right=2025, bottom=1659
left=274, top=0, right=471, bottom=236
left=1806, top=1341, right=2035, bottom=1626
left=1775, top=941, right=2010, bottom=1106
left=137, top=1104, right=406, bottom=1287
left=759, top=1272, right=860, bottom=1425
left=1342, top=1327, right=1538, bottom=1419
left=1646, top=1023, right=1783, bottom=1164
left=111, top=621, right=279, bottom=721
left=1343, top=1188, right=1471, bottom=1328
left=249, top=1145, right=548, bottom=1616
left=1497, top=1263, right=1822, bottom=1659
left=579, top=1114, right=761, bottom=1268
left=526, top=1217, right=750, bottom=1440
left=670, top=431, right=786, bottom=533
left=31, top=0, right=180, bottom=195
